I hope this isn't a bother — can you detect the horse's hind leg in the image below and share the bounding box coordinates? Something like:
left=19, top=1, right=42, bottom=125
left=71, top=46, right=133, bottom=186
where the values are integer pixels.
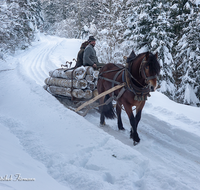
left=99, top=96, right=105, bottom=125
left=97, top=79, right=106, bottom=125
left=100, top=110, right=105, bottom=125
left=116, top=102, right=124, bottom=130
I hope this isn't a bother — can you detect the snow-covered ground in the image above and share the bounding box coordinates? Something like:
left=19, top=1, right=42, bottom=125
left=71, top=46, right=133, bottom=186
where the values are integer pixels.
left=0, top=34, right=200, bottom=190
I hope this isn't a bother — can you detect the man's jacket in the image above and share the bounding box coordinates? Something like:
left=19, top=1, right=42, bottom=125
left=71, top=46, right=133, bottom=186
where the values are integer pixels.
left=83, top=44, right=99, bottom=66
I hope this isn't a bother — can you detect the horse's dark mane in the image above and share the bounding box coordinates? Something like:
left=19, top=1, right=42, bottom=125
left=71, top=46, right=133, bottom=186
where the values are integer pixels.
left=147, top=53, right=160, bottom=76
left=133, top=52, right=160, bottom=76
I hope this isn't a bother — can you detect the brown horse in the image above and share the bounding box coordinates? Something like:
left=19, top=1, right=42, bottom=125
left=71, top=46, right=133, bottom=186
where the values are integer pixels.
left=97, top=51, right=161, bottom=145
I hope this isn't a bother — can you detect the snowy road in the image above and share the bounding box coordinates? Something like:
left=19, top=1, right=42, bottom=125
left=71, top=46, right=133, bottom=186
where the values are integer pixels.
left=1, top=34, right=200, bottom=190
left=85, top=108, right=200, bottom=190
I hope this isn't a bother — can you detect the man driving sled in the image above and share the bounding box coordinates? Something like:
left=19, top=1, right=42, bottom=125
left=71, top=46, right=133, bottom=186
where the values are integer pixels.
left=83, top=36, right=105, bottom=69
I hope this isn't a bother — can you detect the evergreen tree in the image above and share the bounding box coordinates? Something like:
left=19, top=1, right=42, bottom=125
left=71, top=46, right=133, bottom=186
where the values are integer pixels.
left=41, top=0, right=100, bottom=38
left=149, top=1, right=175, bottom=99
left=169, top=0, right=191, bottom=90
left=42, top=0, right=61, bottom=32
left=129, top=0, right=153, bottom=51
left=125, top=0, right=175, bottom=98
left=97, top=0, right=127, bottom=63
left=175, top=2, right=200, bottom=105
left=0, top=0, right=42, bottom=55
left=74, top=0, right=100, bottom=38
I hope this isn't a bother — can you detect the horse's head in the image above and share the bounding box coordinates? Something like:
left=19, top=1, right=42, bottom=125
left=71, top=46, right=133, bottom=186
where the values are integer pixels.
left=139, top=52, right=160, bottom=92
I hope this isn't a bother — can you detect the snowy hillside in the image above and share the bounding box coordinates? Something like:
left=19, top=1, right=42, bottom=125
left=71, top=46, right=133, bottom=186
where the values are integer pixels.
left=0, top=34, right=200, bottom=190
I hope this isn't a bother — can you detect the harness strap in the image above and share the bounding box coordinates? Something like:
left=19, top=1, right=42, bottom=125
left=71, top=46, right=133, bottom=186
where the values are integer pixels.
left=122, top=70, right=125, bottom=82
left=99, top=66, right=123, bottom=75
left=111, top=69, right=125, bottom=98
left=98, top=64, right=125, bottom=86
left=98, top=76, right=121, bottom=85
left=104, top=86, right=126, bottom=106
left=105, top=96, right=114, bottom=105
left=116, top=87, right=126, bottom=100
left=111, top=69, right=124, bottom=87
left=99, top=64, right=126, bottom=101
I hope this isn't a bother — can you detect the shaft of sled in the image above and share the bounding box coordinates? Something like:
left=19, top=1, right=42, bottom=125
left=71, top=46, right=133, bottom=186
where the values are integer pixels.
left=75, top=83, right=125, bottom=112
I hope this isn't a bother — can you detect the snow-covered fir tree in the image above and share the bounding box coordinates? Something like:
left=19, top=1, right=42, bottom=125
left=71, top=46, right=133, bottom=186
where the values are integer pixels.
left=148, top=0, right=175, bottom=99
left=168, top=0, right=191, bottom=88
left=125, top=0, right=176, bottom=99
left=127, top=0, right=153, bottom=51
left=0, top=0, right=42, bottom=55
left=96, top=0, right=127, bottom=64
left=175, top=2, right=200, bottom=105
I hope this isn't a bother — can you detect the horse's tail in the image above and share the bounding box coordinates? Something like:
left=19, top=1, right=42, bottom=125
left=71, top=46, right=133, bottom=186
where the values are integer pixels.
left=102, top=94, right=116, bottom=119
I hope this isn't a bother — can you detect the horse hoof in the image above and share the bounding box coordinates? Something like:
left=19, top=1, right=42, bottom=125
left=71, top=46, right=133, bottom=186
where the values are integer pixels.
left=100, top=121, right=106, bottom=126
left=133, top=141, right=140, bottom=146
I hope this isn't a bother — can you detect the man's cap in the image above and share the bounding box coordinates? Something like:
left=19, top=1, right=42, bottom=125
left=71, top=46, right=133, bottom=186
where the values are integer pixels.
left=88, top=36, right=96, bottom=42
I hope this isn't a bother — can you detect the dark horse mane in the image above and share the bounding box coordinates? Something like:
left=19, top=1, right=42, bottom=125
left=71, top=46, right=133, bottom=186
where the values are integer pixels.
left=131, top=52, right=161, bottom=76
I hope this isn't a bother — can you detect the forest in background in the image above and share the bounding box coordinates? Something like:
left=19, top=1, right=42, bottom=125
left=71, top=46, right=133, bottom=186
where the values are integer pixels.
left=0, top=0, right=200, bottom=106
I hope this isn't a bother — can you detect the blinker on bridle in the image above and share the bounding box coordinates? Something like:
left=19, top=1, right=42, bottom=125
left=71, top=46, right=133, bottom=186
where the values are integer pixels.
left=139, top=57, right=158, bottom=84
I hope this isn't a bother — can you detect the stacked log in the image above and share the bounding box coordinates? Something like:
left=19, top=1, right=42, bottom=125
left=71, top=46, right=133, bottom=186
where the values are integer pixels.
left=44, top=66, right=99, bottom=99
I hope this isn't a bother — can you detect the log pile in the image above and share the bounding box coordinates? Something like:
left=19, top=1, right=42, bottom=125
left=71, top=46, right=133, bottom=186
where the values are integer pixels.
left=44, top=66, right=99, bottom=99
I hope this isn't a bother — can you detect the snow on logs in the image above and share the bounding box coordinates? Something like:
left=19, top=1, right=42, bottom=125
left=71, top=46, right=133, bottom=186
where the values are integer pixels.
left=44, top=66, right=99, bottom=99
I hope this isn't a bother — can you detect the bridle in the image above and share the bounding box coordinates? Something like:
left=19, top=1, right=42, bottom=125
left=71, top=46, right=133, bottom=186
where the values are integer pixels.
left=139, top=57, right=158, bottom=85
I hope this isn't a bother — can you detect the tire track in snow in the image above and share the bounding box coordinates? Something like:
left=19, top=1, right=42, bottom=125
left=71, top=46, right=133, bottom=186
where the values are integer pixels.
left=84, top=109, right=200, bottom=190
left=30, top=47, right=50, bottom=84
left=139, top=114, right=200, bottom=186
left=19, top=38, right=64, bottom=85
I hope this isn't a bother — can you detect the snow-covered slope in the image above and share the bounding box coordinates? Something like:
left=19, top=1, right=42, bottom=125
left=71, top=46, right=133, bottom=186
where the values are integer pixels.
left=0, top=34, right=200, bottom=190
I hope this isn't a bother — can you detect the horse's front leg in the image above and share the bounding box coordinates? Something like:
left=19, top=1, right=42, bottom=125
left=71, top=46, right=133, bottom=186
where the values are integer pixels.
left=135, top=110, right=142, bottom=130
left=130, top=110, right=142, bottom=145
left=123, top=103, right=140, bottom=145
left=135, top=101, right=145, bottom=129
left=116, top=102, right=124, bottom=130
left=130, top=113, right=140, bottom=145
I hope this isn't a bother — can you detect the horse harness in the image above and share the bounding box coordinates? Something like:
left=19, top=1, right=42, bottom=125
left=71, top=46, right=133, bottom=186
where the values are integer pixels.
left=98, top=57, right=154, bottom=103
